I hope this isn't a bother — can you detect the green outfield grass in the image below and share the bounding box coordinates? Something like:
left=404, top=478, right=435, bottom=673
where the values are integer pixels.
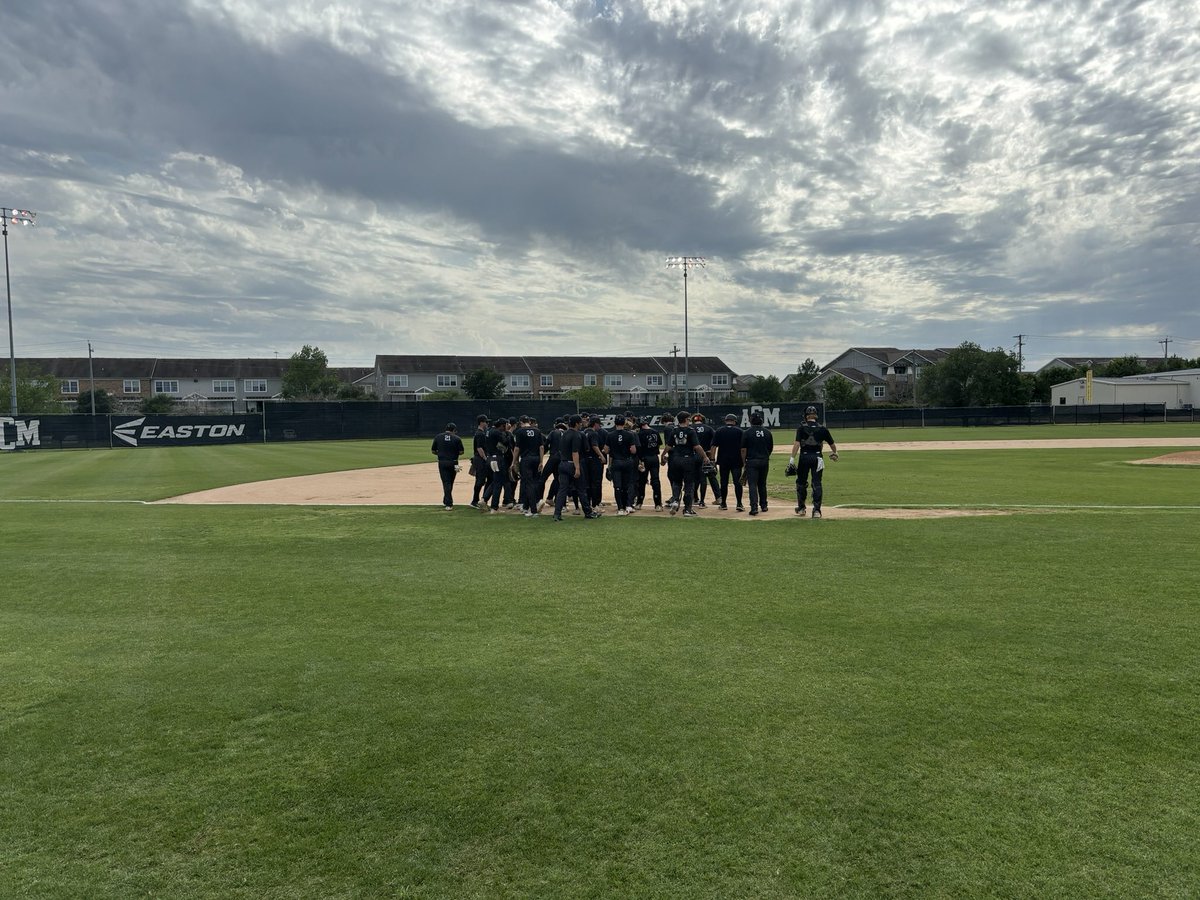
left=2, top=440, right=1198, bottom=897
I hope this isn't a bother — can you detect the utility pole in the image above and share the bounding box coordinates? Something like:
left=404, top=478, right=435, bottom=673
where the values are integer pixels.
left=88, top=341, right=96, bottom=415
left=1159, top=336, right=1172, bottom=361
left=1013, top=334, right=1025, bottom=371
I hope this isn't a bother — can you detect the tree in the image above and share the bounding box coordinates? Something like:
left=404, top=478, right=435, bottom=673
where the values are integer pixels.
left=73, top=388, right=115, bottom=414
left=1097, top=355, right=1147, bottom=378
left=1027, top=366, right=1077, bottom=403
left=282, top=345, right=342, bottom=400
left=822, top=374, right=867, bottom=410
left=0, top=365, right=67, bottom=413
left=335, top=383, right=370, bottom=401
left=747, top=374, right=784, bottom=404
left=918, top=342, right=1025, bottom=407
left=463, top=367, right=506, bottom=400
left=1150, top=356, right=1190, bottom=373
left=786, top=359, right=821, bottom=402
left=140, top=394, right=175, bottom=414
left=562, top=385, right=612, bottom=408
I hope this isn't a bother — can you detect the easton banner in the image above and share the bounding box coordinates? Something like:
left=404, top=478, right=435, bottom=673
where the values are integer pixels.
left=109, top=415, right=261, bottom=448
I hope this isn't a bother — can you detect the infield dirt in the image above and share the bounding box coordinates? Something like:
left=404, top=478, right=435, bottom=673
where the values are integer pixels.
left=158, top=437, right=1199, bottom=520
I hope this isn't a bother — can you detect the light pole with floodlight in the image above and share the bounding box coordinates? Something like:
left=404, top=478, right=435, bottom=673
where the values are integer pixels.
left=665, top=256, right=705, bottom=408
left=3, top=207, right=36, bottom=415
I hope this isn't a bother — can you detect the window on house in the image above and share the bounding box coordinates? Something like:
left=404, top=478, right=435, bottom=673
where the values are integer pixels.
left=510, top=374, right=530, bottom=388
left=647, top=375, right=664, bottom=388
left=672, top=375, right=688, bottom=387
left=153, top=380, right=179, bottom=394
left=61, top=379, right=79, bottom=394
left=540, top=374, right=553, bottom=387
left=711, top=374, right=730, bottom=386
left=386, top=374, right=408, bottom=388
left=244, top=379, right=267, bottom=394
left=212, top=379, right=235, bottom=393
left=123, top=379, right=141, bottom=394
left=893, top=365, right=908, bottom=376
left=436, top=374, right=458, bottom=388
left=583, top=374, right=597, bottom=386
left=604, top=374, right=622, bottom=387
left=872, top=385, right=886, bottom=399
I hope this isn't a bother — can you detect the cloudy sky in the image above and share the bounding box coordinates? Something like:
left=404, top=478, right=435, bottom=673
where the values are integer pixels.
left=2, top=0, right=1198, bottom=376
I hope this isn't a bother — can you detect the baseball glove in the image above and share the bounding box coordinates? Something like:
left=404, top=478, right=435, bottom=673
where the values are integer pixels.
left=784, top=462, right=797, bottom=477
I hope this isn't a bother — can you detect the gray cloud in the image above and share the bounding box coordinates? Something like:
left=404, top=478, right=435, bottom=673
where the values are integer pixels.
left=1, top=0, right=1197, bottom=373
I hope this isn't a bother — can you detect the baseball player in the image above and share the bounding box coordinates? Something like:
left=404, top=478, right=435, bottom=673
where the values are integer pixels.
left=710, top=413, right=745, bottom=511
left=470, top=415, right=490, bottom=508
left=553, top=415, right=602, bottom=520
left=605, top=415, right=639, bottom=515
left=740, top=412, right=774, bottom=516
left=634, top=416, right=663, bottom=510
left=690, top=414, right=720, bottom=507
left=515, top=415, right=546, bottom=516
left=661, top=411, right=710, bottom=517
left=431, top=422, right=465, bottom=509
left=789, top=406, right=838, bottom=518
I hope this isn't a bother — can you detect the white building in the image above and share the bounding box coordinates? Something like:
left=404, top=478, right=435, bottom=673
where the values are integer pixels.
left=1050, top=369, right=1198, bottom=409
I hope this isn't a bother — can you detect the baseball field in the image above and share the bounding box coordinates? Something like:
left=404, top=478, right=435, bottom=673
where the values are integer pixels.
left=2, top=424, right=1198, bottom=897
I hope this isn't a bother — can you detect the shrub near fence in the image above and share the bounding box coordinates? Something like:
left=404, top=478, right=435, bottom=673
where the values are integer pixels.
left=2, top=402, right=1191, bottom=452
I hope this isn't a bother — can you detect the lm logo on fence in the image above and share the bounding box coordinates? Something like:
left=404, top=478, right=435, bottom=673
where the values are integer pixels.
left=0, top=417, right=39, bottom=450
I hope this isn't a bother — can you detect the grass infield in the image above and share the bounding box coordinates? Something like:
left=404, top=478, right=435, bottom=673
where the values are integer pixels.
left=2, top=429, right=1198, bottom=897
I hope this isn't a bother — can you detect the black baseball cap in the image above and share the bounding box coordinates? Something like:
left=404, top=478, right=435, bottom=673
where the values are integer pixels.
left=476, top=414, right=489, bottom=424
left=724, top=413, right=737, bottom=422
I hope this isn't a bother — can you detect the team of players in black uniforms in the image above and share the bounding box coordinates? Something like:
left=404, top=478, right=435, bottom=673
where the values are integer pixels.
left=431, top=407, right=837, bottom=518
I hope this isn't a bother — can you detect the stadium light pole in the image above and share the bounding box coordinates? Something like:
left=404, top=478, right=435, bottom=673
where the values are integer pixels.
left=665, top=256, right=705, bottom=408
left=3, top=207, right=37, bottom=415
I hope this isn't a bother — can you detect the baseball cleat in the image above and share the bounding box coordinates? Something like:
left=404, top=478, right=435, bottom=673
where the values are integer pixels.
left=812, top=509, right=822, bottom=519
left=682, top=509, right=698, bottom=517
left=795, top=505, right=805, bottom=515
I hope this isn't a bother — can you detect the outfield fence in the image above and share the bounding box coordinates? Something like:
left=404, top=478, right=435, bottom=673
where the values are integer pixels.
left=1, top=402, right=1189, bottom=451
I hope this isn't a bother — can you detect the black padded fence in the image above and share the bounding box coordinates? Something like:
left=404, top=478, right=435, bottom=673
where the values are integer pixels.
left=3, top=402, right=1190, bottom=452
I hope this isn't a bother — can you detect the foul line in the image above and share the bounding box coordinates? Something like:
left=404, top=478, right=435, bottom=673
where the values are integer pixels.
left=839, top=503, right=1200, bottom=511
left=0, top=498, right=152, bottom=505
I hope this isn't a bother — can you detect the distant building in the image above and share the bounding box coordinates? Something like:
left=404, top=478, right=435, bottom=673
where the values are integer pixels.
left=806, top=348, right=952, bottom=404
left=373, top=355, right=737, bottom=405
left=1050, top=369, right=1199, bottom=409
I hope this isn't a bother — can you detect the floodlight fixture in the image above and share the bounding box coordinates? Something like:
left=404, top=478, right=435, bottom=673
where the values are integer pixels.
left=665, top=256, right=706, bottom=406
left=3, top=207, right=37, bottom=416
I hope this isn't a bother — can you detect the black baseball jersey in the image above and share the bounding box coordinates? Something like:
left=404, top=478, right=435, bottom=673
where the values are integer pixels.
left=638, top=427, right=661, bottom=456
left=585, top=428, right=605, bottom=458
left=516, top=426, right=545, bottom=459
left=432, top=431, right=464, bottom=460
left=560, top=428, right=586, bottom=461
left=484, top=426, right=507, bottom=456
left=666, top=424, right=700, bottom=459
left=546, top=427, right=564, bottom=459
left=473, top=427, right=488, bottom=458
left=741, top=425, right=774, bottom=460
left=711, top=424, right=744, bottom=463
left=795, top=422, right=835, bottom=454
left=693, top=422, right=716, bottom=450
left=605, top=428, right=638, bottom=460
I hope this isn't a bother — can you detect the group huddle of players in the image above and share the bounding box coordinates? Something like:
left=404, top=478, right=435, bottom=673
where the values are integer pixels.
left=431, top=408, right=800, bottom=519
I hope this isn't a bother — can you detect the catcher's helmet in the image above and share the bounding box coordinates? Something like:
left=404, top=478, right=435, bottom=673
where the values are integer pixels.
left=805, top=406, right=818, bottom=417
